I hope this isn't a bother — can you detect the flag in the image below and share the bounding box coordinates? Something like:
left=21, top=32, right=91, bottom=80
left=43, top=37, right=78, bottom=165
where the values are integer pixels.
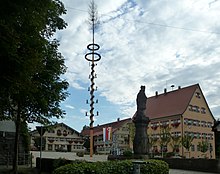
left=103, top=127, right=112, bottom=142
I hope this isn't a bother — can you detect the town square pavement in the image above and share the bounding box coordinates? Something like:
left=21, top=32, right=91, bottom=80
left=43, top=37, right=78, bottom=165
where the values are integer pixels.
left=169, top=169, right=216, bottom=174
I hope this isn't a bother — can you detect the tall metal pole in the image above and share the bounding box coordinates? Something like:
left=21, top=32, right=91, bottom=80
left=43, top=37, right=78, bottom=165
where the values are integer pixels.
left=85, top=0, right=101, bottom=158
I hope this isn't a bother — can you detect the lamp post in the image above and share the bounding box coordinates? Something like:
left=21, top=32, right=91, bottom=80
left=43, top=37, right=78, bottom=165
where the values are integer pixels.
left=85, top=0, right=101, bottom=158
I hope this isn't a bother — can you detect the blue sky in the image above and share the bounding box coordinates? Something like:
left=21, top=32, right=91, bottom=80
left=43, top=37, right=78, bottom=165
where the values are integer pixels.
left=30, top=0, right=220, bottom=132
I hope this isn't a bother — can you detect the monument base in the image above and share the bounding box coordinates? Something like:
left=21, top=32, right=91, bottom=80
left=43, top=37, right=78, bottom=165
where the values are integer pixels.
left=133, top=154, right=149, bottom=160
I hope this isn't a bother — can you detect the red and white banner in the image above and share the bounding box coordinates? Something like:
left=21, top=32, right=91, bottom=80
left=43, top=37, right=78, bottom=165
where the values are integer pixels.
left=103, top=127, right=112, bottom=142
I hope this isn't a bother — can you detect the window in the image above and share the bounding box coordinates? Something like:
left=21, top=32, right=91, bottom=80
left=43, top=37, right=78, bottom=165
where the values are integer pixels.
left=48, top=144, right=52, bottom=151
left=195, top=92, right=201, bottom=98
left=191, top=145, right=195, bottom=151
left=174, top=145, right=180, bottom=153
left=207, top=122, right=212, bottom=128
left=161, top=145, right=167, bottom=152
left=160, top=121, right=169, bottom=128
left=55, top=145, right=59, bottom=150
left=201, top=107, right=206, bottom=114
left=188, top=119, right=192, bottom=125
left=201, top=121, right=207, bottom=127
left=189, top=105, right=193, bottom=111
left=189, top=105, right=200, bottom=112
left=172, top=132, right=181, bottom=137
left=192, top=106, right=200, bottom=112
left=193, top=120, right=199, bottom=126
left=196, top=132, right=201, bottom=139
left=202, top=133, right=207, bottom=139
left=184, top=118, right=189, bottom=125
left=152, top=146, right=158, bottom=153
left=57, top=129, right=61, bottom=136
left=151, top=122, right=159, bottom=130
left=197, top=145, right=200, bottom=151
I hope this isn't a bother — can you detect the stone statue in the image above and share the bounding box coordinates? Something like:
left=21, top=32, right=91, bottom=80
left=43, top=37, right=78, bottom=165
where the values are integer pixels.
left=136, top=86, right=147, bottom=117
left=133, top=86, right=149, bottom=155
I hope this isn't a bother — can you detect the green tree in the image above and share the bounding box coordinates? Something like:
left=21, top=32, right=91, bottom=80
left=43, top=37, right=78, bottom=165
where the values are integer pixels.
left=20, top=122, right=31, bottom=153
left=0, top=0, right=68, bottom=173
left=148, top=135, right=158, bottom=157
left=181, top=134, right=194, bottom=158
left=159, top=127, right=171, bottom=157
left=198, top=140, right=209, bottom=158
left=170, top=135, right=181, bottom=154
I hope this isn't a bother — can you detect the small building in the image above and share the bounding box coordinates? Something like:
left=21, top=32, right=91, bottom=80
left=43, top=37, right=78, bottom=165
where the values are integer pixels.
left=30, top=122, right=84, bottom=152
left=81, top=118, right=132, bottom=155
left=0, top=120, right=27, bottom=165
left=146, top=84, right=215, bottom=159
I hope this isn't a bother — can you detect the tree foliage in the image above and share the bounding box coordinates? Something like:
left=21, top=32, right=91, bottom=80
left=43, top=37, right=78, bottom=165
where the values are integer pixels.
left=0, top=0, right=68, bottom=123
left=198, top=140, right=209, bottom=153
left=0, top=0, right=69, bottom=173
left=182, top=134, right=194, bottom=151
left=170, top=135, right=181, bottom=153
left=181, top=134, right=194, bottom=158
left=160, top=127, right=171, bottom=147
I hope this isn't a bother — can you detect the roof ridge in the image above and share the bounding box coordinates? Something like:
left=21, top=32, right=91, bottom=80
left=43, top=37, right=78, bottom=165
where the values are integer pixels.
left=148, top=83, right=198, bottom=99
left=93, top=118, right=131, bottom=129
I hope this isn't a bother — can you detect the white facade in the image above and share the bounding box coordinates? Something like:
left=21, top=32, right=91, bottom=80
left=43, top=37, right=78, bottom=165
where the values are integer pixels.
left=30, top=123, right=84, bottom=152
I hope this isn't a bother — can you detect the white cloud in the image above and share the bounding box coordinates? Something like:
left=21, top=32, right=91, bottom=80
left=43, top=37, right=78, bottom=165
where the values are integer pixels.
left=65, top=105, right=75, bottom=110
left=58, top=0, right=220, bottom=121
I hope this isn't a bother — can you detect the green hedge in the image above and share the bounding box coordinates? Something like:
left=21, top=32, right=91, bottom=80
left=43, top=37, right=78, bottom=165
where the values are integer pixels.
left=53, top=160, right=169, bottom=174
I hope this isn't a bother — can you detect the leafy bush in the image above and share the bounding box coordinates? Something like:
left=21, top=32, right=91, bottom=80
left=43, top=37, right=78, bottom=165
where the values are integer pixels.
left=76, top=151, right=84, bottom=157
left=123, top=149, right=133, bottom=157
left=53, top=160, right=168, bottom=174
left=53, top=158, right=71, bottom=170
left=141, top=160, right=169, bottom=174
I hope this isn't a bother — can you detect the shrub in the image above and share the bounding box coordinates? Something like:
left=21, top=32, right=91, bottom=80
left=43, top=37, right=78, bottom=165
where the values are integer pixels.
left=76, top=151, right=84, bottom=157
left=123, top=149, right=133, bottom=157
left=53, top=160, right=168, bottom=174
left=53, top=158, right=71, bottom=170
left=141, top=160, right=169, bottom=174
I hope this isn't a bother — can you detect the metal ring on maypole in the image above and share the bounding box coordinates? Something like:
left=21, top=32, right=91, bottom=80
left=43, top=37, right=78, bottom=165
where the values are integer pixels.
left=85, top=43, right=101, bottom=62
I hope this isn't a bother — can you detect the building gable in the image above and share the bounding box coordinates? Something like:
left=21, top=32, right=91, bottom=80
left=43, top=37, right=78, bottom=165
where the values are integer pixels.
left=183, top=84, right=215, bottom=122
left=30, top=122, right=82, bottom=138
left=81, top=118, right=132, bottom=137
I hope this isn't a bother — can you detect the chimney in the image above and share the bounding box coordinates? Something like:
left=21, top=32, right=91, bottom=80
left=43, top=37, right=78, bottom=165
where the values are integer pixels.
left=155, top=91, right=158, bottom=96
left=117, top=118, right=120, bottom=122
left=164, top=88, right=167, bottom=94
left=178, top=86, right=181, bottom=89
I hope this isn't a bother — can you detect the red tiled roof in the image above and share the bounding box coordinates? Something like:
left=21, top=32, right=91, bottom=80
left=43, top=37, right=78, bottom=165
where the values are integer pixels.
left=146, top=84, right=198, bottom=119
left=81, top=118, right=131, bottom=137
left=82, top=84, right=199, bottom=136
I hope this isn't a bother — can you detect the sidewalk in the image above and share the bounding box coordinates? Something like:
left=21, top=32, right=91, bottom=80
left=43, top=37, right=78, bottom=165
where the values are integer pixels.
left=169, top=169, right=217, bottom=174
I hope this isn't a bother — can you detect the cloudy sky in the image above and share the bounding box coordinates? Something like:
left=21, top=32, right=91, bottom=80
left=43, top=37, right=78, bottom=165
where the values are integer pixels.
left=43, top=0, right=220, bottom=132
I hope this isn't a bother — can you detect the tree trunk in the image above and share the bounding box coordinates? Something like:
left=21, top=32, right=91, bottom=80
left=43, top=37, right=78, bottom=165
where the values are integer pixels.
left=12, top=106, right=21, bottom=174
